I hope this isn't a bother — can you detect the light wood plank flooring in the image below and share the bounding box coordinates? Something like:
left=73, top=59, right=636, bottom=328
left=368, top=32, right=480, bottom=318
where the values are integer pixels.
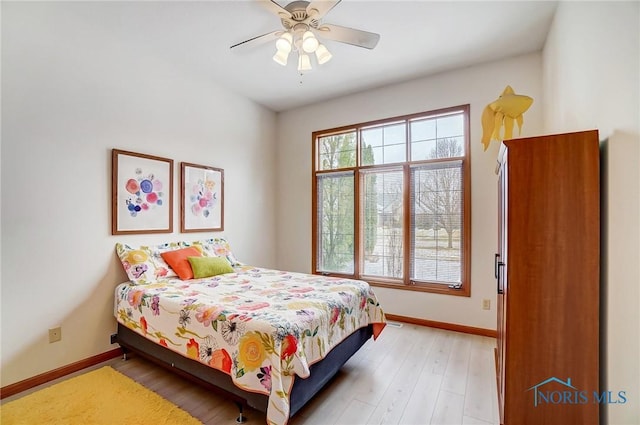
left=4, top=324, right=500, bottom=425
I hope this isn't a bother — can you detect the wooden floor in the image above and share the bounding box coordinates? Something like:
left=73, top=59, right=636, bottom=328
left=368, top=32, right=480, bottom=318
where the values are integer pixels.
left=4, top=324, right=500, bottom=425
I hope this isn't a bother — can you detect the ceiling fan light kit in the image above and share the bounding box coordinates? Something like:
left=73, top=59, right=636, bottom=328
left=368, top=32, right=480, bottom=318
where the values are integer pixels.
left=273, top=49, right=289, bottom=66
left=232, top=0, right=380, bottom=74
left=302, top=30, right=319, bottom=53
left=272, top=23, right=331, bottom=72
left=315, top=43, right=332, bottom=65
left=276, top=32, right=293, bottom=53
left=298, top=53, right=313, bottom=72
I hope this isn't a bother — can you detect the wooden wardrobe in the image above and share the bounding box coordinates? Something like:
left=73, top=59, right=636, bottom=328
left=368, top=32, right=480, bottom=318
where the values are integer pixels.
left=495, top=130, right=600, bottom=425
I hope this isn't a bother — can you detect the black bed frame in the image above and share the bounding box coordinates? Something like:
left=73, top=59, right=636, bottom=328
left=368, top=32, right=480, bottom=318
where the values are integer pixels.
left=115, top=323, right=374, bottom=422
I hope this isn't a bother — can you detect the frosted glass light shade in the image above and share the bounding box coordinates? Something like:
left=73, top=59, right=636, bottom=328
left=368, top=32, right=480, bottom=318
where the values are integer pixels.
left=297, top=53, right=312, bottom=72
left=315, top=44, right=332, bottom=65
left=276, top=32, right=293, bottom=53
left=301, top=31, right=319, bottom=53
left=273, top=49, right=289, bottom=66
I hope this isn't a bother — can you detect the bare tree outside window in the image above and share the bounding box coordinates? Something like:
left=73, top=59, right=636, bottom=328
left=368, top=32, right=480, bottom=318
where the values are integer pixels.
left=414, top=138, right=463, bottom=249
left=363, top=169, right=403, bottom=279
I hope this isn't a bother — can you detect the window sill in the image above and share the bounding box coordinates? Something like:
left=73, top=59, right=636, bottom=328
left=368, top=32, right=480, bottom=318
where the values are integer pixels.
left=368, top=280, right=470, bottom=297
left=313, top=272, right=470, bottom=297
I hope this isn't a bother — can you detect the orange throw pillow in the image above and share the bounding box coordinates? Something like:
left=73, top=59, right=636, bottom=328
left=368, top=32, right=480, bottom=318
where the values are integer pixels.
left=160, top=247, right=202, bottom=280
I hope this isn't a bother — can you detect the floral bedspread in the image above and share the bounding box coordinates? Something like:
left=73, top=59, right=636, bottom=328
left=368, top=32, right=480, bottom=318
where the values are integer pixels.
left=114, top=266, right=386, bottom=425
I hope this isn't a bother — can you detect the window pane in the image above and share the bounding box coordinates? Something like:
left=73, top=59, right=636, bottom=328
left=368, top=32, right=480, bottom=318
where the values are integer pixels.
left=362, top=127, right=382, bottom=148
left=411, top=113, right=465, bottom=160
left=317, top=172, right=355, bottom=273
left=410, top=119, right=436, bottom=141
left=411, top=162, right=462, bottom=284
left=383, top=124, right=406, bottom=144
left=436, top=136, right=464, bottom=158
left=362, top=169, right=404, bottom=279
left=317, top=132, right=357, bottom=170
left=361, top=123, right=407, bottom=165
left=383, top=143, right=406, bottom=164
left=411, top=139, right=437, bottom=161
left=435, top=114, right=464, bottom=138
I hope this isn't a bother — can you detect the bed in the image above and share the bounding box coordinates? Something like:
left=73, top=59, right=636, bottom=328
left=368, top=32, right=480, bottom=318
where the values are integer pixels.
left=113, top=239, right=386, bottom=425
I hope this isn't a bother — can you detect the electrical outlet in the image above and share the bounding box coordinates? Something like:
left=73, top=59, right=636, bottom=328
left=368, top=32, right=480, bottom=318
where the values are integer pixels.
left=48, top=327, right=62, bottom=343
left=482, top=299, right=491, bottom=310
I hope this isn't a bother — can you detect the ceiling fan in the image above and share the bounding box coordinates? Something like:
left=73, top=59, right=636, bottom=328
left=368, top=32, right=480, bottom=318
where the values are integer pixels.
left=230, top=0, right=380, bottom=72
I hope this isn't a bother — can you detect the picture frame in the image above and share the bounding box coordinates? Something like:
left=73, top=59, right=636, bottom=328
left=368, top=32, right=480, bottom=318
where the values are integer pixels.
left=112, top=149, right=173, bottom=235
left=180, top=162, right=224, bottom=232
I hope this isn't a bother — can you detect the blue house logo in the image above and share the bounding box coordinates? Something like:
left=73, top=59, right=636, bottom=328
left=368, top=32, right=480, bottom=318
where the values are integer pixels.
left=527, top=377, right=627, bottom=406
left=527, top=377, right=581, bottom=407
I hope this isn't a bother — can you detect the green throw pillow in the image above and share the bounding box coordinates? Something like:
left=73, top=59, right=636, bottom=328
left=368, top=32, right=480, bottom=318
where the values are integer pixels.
left=187, top=256, right=234, bottom=278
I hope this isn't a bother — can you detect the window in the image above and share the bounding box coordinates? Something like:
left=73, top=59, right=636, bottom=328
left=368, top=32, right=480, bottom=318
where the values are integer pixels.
left=312, top=105, right=470, bottom=296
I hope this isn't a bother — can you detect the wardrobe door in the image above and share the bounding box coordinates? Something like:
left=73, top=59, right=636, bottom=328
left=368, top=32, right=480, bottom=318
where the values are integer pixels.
left=498, top=130, right=600, bottom=425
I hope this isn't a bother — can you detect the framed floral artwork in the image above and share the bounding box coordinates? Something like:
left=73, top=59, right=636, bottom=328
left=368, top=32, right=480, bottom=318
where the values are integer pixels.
left=112, top=149, right=173, bottom=235
left=180, top=162, right=224, bottom=232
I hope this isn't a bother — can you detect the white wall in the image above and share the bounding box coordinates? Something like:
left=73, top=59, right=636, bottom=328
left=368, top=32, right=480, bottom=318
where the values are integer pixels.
left=543, top=2, right=640, bottom=424
left=1, top=2, right=277, bottom=386
left=275, top=53, right=544, bottom=331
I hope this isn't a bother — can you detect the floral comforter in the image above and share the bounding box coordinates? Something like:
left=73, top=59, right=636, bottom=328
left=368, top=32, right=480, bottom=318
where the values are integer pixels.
left=114, top=266, right=386, bottom=425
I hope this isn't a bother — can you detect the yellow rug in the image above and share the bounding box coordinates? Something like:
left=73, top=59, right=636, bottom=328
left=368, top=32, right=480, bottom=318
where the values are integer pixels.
left=0, top=366, right=202, bottom=425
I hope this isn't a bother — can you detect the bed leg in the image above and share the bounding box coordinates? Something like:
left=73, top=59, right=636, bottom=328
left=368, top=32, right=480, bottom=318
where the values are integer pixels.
left=234, top=401, right=247, bottom=423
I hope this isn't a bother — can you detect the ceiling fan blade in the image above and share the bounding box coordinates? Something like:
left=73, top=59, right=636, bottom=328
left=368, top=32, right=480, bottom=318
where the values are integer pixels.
left=316, top=24, right=380, bottom=49
left=230, top=30, right=282, bottom=50
left=258, top=0, right=292, bottom=19
left=306, top=0, right=341, bottom=19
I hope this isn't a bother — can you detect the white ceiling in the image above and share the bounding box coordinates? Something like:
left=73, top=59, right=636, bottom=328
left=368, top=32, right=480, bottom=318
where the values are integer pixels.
left=85, top=1, right=559, bottom=112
